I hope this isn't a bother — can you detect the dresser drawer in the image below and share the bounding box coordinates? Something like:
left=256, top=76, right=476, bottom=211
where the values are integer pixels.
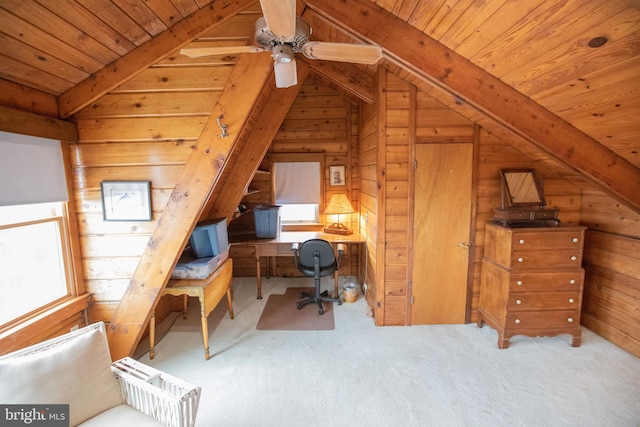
left=506, top=310, right=581, bottom=329
left=510, top=229, right=584, bottom=251
left=507, top=291, right=581, bottom=311
left=510, top=270, right=584, bottom=292
left=509, top=249, right=583, bottom=269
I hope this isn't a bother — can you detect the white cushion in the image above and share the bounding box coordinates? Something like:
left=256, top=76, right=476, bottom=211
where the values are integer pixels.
left=78, top=404, right=165, bottom=427
left=0, top=327, right=123, bottom=426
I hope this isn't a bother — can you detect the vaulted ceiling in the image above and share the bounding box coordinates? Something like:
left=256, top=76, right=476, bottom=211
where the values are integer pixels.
left=1, top=0, right=639, bottom=210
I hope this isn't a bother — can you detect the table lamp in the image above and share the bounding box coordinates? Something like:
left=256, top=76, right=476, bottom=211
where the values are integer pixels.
left=324, top=193, right=354, bottom=235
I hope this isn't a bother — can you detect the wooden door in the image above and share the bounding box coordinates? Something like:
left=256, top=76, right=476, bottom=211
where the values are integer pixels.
left=411, top=143, right=473, bottom=324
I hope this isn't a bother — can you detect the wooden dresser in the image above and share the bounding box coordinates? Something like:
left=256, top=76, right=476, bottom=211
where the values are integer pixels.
left=478, top=222, right=586, bottom=348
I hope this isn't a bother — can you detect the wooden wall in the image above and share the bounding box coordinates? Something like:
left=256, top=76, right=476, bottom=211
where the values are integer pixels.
left=358, top=74, right=380, bottom=318
left=71, top=59, right=223, bottom=323
left=580, top=191, right=640, bottom=357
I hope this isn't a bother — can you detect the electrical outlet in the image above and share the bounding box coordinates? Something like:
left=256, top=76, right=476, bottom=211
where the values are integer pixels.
left=362, top=282, right=368, bottom=292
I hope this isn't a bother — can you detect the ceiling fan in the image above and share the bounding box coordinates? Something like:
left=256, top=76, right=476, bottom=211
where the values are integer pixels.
left=180, top=0, right=383, bottom=88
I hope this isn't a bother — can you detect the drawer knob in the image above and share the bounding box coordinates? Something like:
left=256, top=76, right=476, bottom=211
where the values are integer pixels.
left=571, top=256, right=577, bottom=261
left=519, top=239, right=525, bottom=244
left=569, top=298, right=575, bottom=304
left=567, top=317, right=574, bottom=323
left=518, top=257, right=524, bottom=263
left=572, top=237, right=579, bottom=243
left=515, top=299, right=522, bottom=305
left=570, top=279, right=576, bottom=285
left=516, top=280, right=523, bottom=286
left=514, top=319, right=521, bottom=324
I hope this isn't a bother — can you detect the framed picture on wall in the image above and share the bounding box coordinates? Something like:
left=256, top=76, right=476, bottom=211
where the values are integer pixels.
left=330, top=166, right=346, bottom=186
left=101, top=181, right=152, bottom=221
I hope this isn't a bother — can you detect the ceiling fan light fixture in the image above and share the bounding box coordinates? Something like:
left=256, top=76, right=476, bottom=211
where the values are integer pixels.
left=272, top=44, right=295, bottom=64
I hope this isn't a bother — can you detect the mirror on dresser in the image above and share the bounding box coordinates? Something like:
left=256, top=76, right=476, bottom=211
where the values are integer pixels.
left=493, top=168, right=559, bottom=227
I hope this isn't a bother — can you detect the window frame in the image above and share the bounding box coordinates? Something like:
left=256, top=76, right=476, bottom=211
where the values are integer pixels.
left=269, top=153, right=325, bottom=230
left=0, top=140, right=87, bottom=355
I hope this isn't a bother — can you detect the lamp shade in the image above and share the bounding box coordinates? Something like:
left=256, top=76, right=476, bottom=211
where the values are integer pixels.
left=325, top=193, right=354, bottom=215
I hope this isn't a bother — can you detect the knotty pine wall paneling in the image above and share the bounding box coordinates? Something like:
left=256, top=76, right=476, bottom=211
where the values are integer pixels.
left=71, top=63, right=225, bottom=323
left=380, top=72, right=412, bottom=326
left=358, top=73, right=380, bottom=316
left=580, top=190, right=640, bottom=357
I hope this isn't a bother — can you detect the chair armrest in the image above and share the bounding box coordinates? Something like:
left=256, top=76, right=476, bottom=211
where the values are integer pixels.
left=111, top=357, right=201, bottom=427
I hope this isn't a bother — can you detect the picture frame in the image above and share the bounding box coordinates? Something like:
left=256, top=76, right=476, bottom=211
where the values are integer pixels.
left=329, top=166, right=346, bottom=187
left=101, top=181, right=152, bottom=221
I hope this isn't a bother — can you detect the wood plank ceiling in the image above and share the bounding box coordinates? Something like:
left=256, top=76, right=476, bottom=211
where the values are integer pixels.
left=1, top=0, right=639, bottom=209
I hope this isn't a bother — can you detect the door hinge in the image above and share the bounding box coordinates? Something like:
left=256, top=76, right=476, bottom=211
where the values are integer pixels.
left=410, top=296, right=415, bottom=304
left=413, top=160, right=417, bottom=170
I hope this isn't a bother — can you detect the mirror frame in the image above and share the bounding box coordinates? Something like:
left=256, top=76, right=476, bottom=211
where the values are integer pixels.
left=500, top=168, right=546, bottom=208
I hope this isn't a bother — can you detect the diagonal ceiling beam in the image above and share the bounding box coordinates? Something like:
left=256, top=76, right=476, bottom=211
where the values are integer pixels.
left=305, top=0, right=640, bottom=212
left=107, top=52, right=274, bottom=360
left=302, top=58, right=374, bottom=103
left=58, top=0, right=256, bottom=119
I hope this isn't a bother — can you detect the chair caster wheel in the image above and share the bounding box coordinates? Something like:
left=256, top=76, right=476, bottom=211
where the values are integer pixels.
left=318, top=308, right=324, bottom=315
left=296, top=303, right=303, bottom=310
left=338, top=301, right=342, bottom=306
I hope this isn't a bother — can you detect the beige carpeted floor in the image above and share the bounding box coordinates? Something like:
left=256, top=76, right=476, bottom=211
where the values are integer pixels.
left=138, top=275, right=640, bottom=427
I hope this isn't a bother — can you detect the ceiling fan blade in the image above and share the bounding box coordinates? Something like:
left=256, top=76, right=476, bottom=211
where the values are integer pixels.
left=180, top=46, right=264, bottom=58
left=259, top=0, right=296, bottom=39
left=274, top=59, right=298, bottom=88
left=302, top=42, right=383, bottom=64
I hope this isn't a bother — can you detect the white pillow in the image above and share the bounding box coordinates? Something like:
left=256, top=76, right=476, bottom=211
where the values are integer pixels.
left=0, top=327, right=123, bottom=426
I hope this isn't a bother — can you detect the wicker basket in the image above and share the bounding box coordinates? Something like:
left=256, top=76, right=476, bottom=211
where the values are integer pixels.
left=111, top=357, right=201, bottom=427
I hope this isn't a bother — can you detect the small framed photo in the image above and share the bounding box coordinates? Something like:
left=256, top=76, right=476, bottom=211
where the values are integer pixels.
left=330, top=166, right=346, bottom=186
left=101, top=181, right=152, bottom=221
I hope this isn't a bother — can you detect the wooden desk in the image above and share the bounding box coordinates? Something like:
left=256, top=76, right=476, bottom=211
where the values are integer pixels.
left=231, top=231, right=365, bottom=299
left=150, top=257, right=234, bottom=360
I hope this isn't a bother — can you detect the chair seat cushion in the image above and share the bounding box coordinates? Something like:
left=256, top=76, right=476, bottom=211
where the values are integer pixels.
left=0, top=327, right=123, bottom=426
left=79, top=404, right=165, bottom=426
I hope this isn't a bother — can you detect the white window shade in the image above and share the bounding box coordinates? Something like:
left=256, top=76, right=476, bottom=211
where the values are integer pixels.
left=274, top=162, right=320, bottom=204
left=0, top=131, right=68, bottom=206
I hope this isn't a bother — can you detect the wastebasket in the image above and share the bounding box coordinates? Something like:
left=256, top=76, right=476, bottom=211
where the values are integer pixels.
left=253, top=204, right=281, bottom=238
left=343, top=282, right=359, bottom=303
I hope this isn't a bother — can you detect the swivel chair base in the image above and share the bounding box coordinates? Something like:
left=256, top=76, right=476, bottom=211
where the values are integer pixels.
left=296, top=290, right=342, bottom=315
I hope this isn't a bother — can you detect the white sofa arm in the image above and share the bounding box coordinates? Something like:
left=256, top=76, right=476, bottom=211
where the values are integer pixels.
left=111, top=357, right=201, bottom=427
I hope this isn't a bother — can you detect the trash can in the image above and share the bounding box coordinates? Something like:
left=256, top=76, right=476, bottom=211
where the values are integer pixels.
left=254, top=204, right=281, bottom=238
left=343, top=282, right=359, bottom=303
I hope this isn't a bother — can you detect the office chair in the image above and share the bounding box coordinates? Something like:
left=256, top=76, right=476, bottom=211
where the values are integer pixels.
left=292, top=239, right=344, bottom=315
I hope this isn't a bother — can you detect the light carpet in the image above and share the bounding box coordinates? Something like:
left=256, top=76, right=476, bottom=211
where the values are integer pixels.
left=138, top=275, right=640, bottom=427
left=256, top=287, right=335, bottom=330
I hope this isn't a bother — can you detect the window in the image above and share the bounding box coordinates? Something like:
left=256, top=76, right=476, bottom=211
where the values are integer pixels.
left=271, top=154, right=324, bottom=225
left=0, top=203, right=71, bottom=326
left=0, top=132, right=75, bottom=329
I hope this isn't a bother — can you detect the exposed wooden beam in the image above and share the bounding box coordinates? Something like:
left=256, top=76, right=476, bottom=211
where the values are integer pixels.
left=0, top=105, right=77, bottom=142
left=204, top=61, right=311, bottom=221
left=0, top=79, right=59, bottom=118
left=303, top=59, right=374, bottom=103
left=107, top=52, right=274, bottom=360
left=305, top=0, right=640, bottom=212
left=58, top=0, right=256, bottom=118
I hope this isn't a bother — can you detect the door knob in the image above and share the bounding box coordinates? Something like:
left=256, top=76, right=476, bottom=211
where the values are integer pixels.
left=458, top=242, right=471, bottom=249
